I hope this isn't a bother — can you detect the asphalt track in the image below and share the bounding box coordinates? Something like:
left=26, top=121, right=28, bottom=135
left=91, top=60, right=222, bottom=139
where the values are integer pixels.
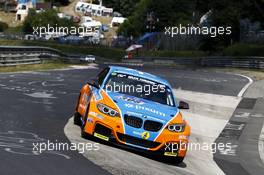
left=0, top=64, right=262, bottom=175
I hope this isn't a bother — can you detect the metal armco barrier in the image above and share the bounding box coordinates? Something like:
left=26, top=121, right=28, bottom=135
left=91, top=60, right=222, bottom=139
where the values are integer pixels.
left=124, top=56, right=264, bottom=69
left=0, top=46, right=66, bottom=56
left=0, top=46, right=71, bottom=67
left=0, top=53, right=41, bottom=67
left=200, top=57, right=264, bottom=69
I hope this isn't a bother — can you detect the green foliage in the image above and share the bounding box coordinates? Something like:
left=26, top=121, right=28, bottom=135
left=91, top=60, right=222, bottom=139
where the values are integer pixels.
left=117, top=0, right=264, bottom=52
left=140, top=50, right=206, bottom=58
left=118, top=0, right=194, bottom=37
left=118, top=0, right=149, bottom=37
left=103, top=0, right=140, bottom=17
left=44, top=0, right=70, bottom=6
left=22, top=9, right=76, bottom=34
left=0, top=21, right=8, bottom=32
left=0, top=39, right=206, bottom=59
left=223, top=43, right=264, bottom=56
left=198, top=0, right=264, bottom=51
left=0, top=39, right=125, bottom=60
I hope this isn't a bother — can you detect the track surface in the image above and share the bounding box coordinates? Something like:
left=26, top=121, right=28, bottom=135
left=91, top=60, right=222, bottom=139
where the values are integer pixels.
left=0, top=65, right=255, bottom=175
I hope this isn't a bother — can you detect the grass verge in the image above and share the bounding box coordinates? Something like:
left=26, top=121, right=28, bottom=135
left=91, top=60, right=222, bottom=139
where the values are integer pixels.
left=0, top=39, right=206, bottom=59
left=2, top=39, right=263, bottom=59
left=0, top=60, right=74, bottom=73
left=0, top=39, right=125, bottom=60
left=223, top=43, right=264, bottom=56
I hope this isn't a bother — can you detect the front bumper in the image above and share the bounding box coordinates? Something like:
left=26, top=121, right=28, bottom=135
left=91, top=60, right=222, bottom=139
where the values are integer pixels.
left=90, top=122, right=189, bottom=157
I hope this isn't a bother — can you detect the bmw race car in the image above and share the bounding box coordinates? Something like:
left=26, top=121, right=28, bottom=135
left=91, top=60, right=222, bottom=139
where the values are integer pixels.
left=74, top=66, right=190, bottom=163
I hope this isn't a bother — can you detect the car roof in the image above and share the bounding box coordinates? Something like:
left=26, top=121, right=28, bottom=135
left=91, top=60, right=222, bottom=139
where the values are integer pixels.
left=108, top=66, right=171, bottom=87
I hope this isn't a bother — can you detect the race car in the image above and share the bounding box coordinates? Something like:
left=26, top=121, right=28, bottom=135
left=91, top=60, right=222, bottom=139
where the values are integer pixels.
left=74, top=66, right=190, bottom=163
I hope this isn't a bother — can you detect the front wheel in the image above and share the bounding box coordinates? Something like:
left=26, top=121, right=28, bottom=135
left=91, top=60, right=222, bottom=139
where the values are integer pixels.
left=81, top=104, right=90, bottom=139
left=163, top=156, right=185, bottom=165
left=74, top=112, right=82, bottom=126
left=173, top=157, right=184, bottom=164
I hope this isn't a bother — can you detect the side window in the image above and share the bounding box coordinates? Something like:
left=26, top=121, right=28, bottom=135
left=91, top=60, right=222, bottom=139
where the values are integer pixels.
left=97, top=67, right=110, bottom=86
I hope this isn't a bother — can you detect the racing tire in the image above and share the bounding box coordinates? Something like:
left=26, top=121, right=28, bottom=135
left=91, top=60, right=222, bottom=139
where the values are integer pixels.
left=81, top=104, right=90, bottom=139
left=74, top=93, right=82, bottom=126
left=81, top=128, right=90, bottom=139
left=74, top=112, right=82, bottom=126
left=174, top=157, right=184, bottom=164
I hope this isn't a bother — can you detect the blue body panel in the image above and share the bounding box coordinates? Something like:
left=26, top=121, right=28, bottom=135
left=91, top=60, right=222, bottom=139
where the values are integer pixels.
left=108, top=66, right=172, bottom=88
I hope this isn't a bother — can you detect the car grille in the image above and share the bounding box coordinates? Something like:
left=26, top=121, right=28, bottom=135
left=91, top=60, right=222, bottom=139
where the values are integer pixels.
left=124, top=115, right=163, bottom=132
left=124, top=115, right=143, bottom=128
left=144, top=120, right=163, bottom=132
left=117, top=133, right=161, bottom=149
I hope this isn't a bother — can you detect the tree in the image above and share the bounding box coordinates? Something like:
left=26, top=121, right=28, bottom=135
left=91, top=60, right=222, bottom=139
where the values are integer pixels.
left=117, top=0, right=264, bottom=50
left=118, top=0, right=195, bottom=37
left=22, top=9, right=76, bottom=34
left=103, top=0, right=140, bottom=17
left=44, top=0, right=70, bottom=6
left=0, top=21, right=8, bottom=32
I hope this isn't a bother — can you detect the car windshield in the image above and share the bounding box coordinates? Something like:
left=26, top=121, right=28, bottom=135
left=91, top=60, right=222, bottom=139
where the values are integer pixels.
left=104, top=72, right=175, bottom=107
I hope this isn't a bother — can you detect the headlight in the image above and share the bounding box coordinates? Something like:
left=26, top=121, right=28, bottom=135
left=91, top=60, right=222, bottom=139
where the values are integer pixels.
left=97, top=103, right=120, bottom=117
left=167, top=124, right=185, bottom=132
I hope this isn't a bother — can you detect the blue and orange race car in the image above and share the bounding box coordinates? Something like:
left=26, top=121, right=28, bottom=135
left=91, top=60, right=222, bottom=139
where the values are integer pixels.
left=74, top=66, right=190, bottom=163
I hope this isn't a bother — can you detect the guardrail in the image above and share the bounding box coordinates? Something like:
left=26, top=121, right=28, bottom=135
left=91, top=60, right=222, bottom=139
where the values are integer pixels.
left=0, top=54, right=42, bottom=67
left=123, top=56, right=264, bottom=69
left=200, top=57, right=264, bottom=69
left=0, top=46, right=67, bottom=56
left=0, top=46, right=74, bottom=67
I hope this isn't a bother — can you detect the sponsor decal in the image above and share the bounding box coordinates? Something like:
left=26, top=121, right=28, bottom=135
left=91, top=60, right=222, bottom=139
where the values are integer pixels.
left=125, top=103, right=134, bottom=108
left=92, top=88, right=103, bottom=101
left=179, top=135, right=188, bottom=140
left=87, top=118, right=93, bottom=123
left=94, top=133, right=109, bottom=141
left=115, top=95, right=144, bottom=105
left=89, top=111, right=104, bottom=120
left=127, top=111, right=143, bottom=117
left=141, top=131, right=150, bottom=140
left=124, top=104, right=166, bottom=117
left=111, top=72, right=117, bottom=76
left=164, top=152, right=178, bottom=157
left=132, top=131, right=142, bottom=136
left=144, top=115, right=165, bottom=123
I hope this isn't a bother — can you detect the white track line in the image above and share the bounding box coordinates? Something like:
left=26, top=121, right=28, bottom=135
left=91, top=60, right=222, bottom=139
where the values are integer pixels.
left=65, top=89, right=241, bottom=175
left=64, top=73, right=252, bottom=175
left=235, top=74, right=253, bottom=97
left=173, top=89, right=240, bottom=108
left=259, top=120, right=264, bottom=165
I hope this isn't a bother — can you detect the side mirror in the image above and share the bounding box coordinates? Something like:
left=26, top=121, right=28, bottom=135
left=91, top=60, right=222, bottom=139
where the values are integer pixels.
left=87, top=78, right=100, bottom=89
left=178, top=101, right=189, bottom=110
